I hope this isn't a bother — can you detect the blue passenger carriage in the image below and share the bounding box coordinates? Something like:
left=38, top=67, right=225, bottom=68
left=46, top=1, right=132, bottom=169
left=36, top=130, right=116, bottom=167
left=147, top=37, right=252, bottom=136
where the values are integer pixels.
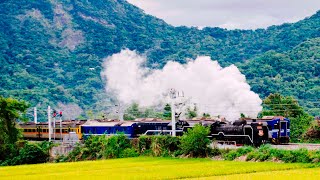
left=81, top=120, right=138, bottom=138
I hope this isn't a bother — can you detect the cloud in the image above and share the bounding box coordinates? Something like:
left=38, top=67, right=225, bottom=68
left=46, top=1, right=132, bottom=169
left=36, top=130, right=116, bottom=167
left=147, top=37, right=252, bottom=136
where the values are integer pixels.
left=127, top=0, right=320, bottom=29
left=101, top=49, right=262, bottom=120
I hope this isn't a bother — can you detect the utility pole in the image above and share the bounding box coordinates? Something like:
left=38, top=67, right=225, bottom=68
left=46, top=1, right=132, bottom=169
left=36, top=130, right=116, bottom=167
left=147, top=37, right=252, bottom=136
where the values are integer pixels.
left=115, top=103, right=124, bottom=121
left=48, top=106, right=52, bottom=142
left=34, top=107, right=37, bottom=124
left=169, top=89, right=177, bottom=136
left=53, top=110, right=56, bottom=141
left=59, top=111, right=62, bottom=142
left=168, top=88, right=185, bottom=137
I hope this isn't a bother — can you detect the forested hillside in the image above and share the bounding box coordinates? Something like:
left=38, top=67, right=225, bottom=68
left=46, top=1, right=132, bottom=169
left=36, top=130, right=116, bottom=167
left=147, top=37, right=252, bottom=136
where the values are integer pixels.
left=0, top=0, right=319, bottom=120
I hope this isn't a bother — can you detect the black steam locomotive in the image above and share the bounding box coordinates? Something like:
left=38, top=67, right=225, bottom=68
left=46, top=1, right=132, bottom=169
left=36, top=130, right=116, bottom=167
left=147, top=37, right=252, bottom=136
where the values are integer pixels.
left=208, top=120, right=269, bottom=146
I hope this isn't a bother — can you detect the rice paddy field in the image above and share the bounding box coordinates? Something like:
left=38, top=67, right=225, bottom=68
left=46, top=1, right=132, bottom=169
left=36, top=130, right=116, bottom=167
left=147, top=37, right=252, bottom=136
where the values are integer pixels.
left=0, top=157, right=319, bottom=179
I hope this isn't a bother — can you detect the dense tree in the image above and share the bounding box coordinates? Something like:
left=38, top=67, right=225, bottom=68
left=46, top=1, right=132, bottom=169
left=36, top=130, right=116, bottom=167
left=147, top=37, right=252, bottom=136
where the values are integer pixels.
left=261, top=93, right=314, bottom=142
left=0, top=0, right=319, bottom=121
left=0, top=96, right=29, bottom=162
left=186, top=106, right=198, bottom=119
left=180, top=124, right=211, bottom=157
left=261, top=93, right=304, bottom=118
left=0, top=96, right=29, bottom=145
left=163, top=104, right=171, bottom=120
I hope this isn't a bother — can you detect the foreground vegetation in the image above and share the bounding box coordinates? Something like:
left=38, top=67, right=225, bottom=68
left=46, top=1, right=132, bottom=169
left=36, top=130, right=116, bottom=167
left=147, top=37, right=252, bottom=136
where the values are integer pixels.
left=57, top=127, right=320, bottom=165
left=0, top=157, right=318, bottom=180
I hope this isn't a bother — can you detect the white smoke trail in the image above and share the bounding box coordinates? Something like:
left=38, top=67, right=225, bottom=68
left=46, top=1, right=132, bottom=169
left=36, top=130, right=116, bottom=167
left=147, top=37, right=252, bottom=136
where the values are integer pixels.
left=101, top=49, right=262, bottom=120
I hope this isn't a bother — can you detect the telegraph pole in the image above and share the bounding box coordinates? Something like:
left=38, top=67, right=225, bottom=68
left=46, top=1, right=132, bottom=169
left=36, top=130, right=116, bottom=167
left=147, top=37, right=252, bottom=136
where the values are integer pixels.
left=169, top=89, right=177, bottom=136
left=34, top=107, right=37, bottom=124
left=115, top=103, right=124, bottom=121
left=53, top=110, right=56, bottom=141
left=59, top=111, right=62, bottom=142
left=168, top=88, right=185, bottom=137
left=48, top=106, right=52, bottom=142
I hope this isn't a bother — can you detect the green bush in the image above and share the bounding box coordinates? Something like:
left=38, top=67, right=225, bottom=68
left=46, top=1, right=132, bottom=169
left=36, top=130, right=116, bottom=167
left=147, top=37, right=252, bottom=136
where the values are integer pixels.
left=280, top=149, right=311, bottom=163
left=223, top=150, right=239, bottom=161
left=104, top=134, right=131, bottom=158
left=224, top=146, right=254, bottom=160
left=54, top=155, right=68, bottom=163
left=120, top=148, right=139, bottom=158
left=245, top=146, right=316, bottom=163
left=135, top=135, right=180, bottom=157
left=310, top=150, right=320, bottom=163
left=137, top=136, right=152, bottom=154
left=150, top=136, right=180, bottom=157
left=4, top=143, right=49, bottom=166
left=179, top=124, right=211, bottom=157
left=209, top=147, right=222, bottom=156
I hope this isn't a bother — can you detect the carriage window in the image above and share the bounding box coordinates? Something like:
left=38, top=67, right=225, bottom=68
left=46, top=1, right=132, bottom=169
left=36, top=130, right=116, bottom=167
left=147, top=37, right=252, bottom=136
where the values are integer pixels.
left=274, top=123, right=279, bottom=129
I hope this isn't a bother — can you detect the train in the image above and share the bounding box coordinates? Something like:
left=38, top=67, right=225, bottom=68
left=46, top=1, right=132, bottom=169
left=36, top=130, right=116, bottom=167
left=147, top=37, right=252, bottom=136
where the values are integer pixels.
left=18, top=116, right=290, bottom=146
left=18, top=120, right=86, bottom=140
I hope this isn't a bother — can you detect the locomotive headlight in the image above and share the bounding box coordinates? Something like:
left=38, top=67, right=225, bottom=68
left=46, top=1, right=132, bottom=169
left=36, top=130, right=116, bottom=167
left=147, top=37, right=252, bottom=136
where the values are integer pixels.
left=258, top=130, right=264, bottom=136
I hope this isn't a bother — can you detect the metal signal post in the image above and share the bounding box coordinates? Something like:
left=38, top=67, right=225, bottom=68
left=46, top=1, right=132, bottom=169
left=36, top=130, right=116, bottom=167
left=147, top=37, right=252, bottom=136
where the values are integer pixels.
left=48, top=106, right=52, bottom=142
left=169, top=88, right=184, bottom=137
left=59, top=111, right=62, bottom=142
left=169, top=89, right=177, bottom=136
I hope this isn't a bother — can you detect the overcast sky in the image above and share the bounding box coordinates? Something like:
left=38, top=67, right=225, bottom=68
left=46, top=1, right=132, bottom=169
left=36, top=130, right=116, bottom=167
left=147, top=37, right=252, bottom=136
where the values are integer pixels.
left=127, top=0, right=320, bottom=29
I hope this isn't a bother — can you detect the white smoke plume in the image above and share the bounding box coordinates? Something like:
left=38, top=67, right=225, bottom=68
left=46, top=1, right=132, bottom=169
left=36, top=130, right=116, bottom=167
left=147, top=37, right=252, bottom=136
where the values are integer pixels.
left=101, top=49, right=262, bottom=120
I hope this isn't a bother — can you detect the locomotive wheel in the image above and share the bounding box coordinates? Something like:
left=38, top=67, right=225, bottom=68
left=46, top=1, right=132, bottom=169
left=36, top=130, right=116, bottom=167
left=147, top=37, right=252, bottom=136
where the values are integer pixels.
left=244, top=137, right=251, bottom=145
left=271, top=138, right=280, bottom=145
left=218, top=132, right=224, bottom=140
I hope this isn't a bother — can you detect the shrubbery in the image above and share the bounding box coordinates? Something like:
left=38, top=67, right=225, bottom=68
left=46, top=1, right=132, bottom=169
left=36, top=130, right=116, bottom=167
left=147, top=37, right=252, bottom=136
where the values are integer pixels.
left=179, top=124, right=211, bottom=157
left=58, top=125, right=212, bottom=162
left=223, top=146, right=254, bottom=160
left=0, top=141, right=51, bottom=166
left=220, top=144, right=320, bottom=164
left=57, top=134, right=140, bottom=162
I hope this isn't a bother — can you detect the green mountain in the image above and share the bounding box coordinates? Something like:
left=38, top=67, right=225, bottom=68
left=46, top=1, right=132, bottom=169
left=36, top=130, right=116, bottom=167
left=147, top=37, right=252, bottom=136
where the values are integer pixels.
left=0, top=0, right=319, bottom=119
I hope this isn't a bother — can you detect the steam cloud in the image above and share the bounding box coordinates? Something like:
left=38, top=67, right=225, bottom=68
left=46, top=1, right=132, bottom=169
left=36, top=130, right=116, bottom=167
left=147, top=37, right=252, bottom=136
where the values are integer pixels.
left=101, top=49, right=262, bottom=120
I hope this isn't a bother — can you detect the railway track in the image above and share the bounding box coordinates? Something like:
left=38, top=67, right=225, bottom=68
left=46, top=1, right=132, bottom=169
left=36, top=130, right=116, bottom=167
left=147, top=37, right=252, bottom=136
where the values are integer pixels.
left=212, top=142, right=320, bottom=150
left=271, top=143, right=320, bottom=150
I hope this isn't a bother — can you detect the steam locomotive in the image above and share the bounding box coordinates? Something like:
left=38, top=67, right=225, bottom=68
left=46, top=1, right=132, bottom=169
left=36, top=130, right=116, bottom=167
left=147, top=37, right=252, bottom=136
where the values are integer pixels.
left=209, top=120, right=269, bottom=146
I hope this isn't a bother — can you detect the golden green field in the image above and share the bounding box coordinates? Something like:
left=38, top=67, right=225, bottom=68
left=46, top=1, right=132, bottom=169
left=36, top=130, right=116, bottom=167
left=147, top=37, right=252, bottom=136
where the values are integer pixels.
left=0, top=157, right=319, bottom=179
